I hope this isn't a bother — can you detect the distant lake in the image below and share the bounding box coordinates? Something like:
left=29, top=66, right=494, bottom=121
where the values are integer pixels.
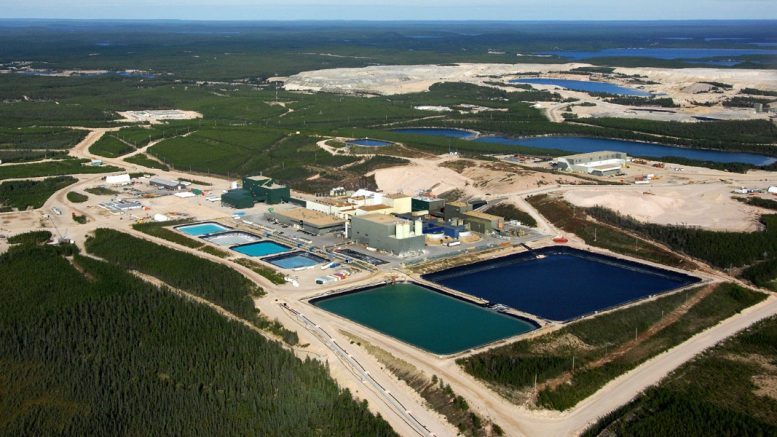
left=390, top=128, right=776, bottom=166
left=475, top=136, right=777, bottom=166
left=541, top=47, right=777, bottom=60
left=391, top=128, right=477, bottom=139
left=510, top=78, right=651, bottom=96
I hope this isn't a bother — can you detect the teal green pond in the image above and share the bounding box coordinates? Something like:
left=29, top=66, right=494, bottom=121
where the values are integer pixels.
left=313, top=283, right=536, bottom=355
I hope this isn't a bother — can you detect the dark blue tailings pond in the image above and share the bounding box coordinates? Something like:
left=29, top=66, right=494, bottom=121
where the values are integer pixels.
left=423, top=247, right=700, bottom=321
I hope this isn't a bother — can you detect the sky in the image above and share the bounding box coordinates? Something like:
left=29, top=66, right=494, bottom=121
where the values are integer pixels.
left=0, top=0, right=775, bottom=20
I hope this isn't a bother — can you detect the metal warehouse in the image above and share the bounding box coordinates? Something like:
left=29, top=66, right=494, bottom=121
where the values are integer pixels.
left=554, top=151, right=627, bottom=176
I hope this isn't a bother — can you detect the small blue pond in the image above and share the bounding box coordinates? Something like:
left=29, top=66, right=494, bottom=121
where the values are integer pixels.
left=176, top=222, right=231, bottom=236
left=265, top=252, right=328, bottom=269
left=231, top=241, right=290, bottom=257
left=510, top=78, right=651, bottom=96
left=423, top=247, right=700, bottom=321
left=392, top=128, right=477, bottom=139
left=348, top=138, right=394, bottom=147
left=540, top=47, right=777, bottom=60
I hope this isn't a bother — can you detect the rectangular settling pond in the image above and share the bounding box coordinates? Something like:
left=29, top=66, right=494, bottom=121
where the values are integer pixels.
left=231, top=241, right=290, bottom=257
left=423, top=247, right=700, bottom=322
left=313, top=283, right=536, bottom=355
left=202, top=231, right=261, bottom=247
left=176, top=222, right=231, bottom=236
left=265, top=251, right=327, bottom=269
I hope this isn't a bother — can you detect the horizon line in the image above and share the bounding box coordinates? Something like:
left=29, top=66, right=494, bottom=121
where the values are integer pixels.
left=1, top=18, right=777, bottom=23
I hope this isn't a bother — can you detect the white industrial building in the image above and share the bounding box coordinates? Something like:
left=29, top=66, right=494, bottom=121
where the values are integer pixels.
left=105, top=174, right=131, bottom=185
left=555, top=151, right=627, bottom=176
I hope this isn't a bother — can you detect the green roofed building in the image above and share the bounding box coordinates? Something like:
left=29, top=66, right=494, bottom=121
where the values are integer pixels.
left=220, top=175, right=291, bottom=209
left=221, top=189, right=254, bottom=209
left=243, top=175, right=291, bottom=205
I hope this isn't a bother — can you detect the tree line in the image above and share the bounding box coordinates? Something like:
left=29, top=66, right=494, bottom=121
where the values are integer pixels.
left=0, top=234, right=396, bottom=436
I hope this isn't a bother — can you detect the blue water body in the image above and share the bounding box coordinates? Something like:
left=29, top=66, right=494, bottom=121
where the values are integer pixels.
left=266, top=252, right=327, bottom=269
left=510, top=78, right=651, bottom=96
left=423, top=247, right=700, bottom=321
left=313, top=283, right=536, bottom=355
left=391, top=128, right=477, bottom=139
left=474, top=136, right=777, bottom=166
left=541, top=47, right=777, bottom=60
left=176, top=222, right=230, bottom=236
left=231, top=241, right=290, bottom=257
left=388, top=127, right=776, bottom=165
left=687, top=60, right=742, bottom=67
left=347, top=138, right=394, bottom=147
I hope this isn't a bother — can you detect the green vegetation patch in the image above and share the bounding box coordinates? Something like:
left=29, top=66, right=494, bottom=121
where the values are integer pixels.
left=0, top=159, right=121, bottom=180
left=85, top=186, right=119, bottom=196
left=200, top=245, right=230, bottom=258
left=89, top=135, right=135, bottom=158
left=114, top=125, right=194, bottom=147
left=0, top=127, right=86, bottom=150
left=0, top=240, right=394, bottom=436
left=486, top=203, right=537, bottom=227
left=347, top=155, right=410, bottom=174
left=584, top=315, right=777, bottom=436
left=586, top=207, right=777, bottom=270
left=66, top=191, right=88, bottom=203
left=86, top=229, right=262, bottom=323
left=234, top=258, right=287, bottom=285
left=124, top=153, right=170, bottom=171
left=0, top=176, right=76, bottom=210
left=7, top=230, right=52, bottom=245
left=741, top=88, right=777, bottom=97
left=460, top=283, right=765, bottom=411
left=133, top=219, right=208, bottom=249
left=0, top=149, right=69, bottom=163
left=736, top=196, right=777, bottom=211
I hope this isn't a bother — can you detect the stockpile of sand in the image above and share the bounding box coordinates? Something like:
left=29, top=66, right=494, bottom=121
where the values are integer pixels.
left=563, top=184, right=764, bottom=232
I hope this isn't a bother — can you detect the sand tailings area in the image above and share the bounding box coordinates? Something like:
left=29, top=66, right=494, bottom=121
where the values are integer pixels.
left=563, top=184, right=767, bottom=232
left=371, top=155, right=586, bottom=198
